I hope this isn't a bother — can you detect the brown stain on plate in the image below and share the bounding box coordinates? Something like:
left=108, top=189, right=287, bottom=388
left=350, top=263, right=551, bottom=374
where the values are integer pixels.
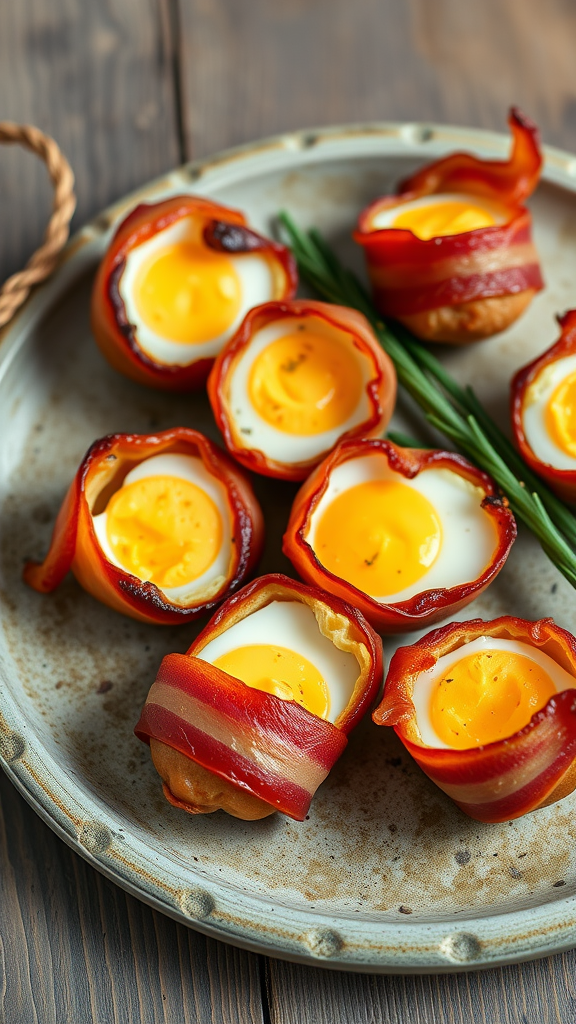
left=1, top=126, right=576, bottom=969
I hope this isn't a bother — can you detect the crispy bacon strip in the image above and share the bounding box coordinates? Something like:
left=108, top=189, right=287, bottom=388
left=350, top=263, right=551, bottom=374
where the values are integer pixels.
left=207, top=299, right=397, bottom=481
left=373, top=617, right=576, bottom=822
left=135, top=574, right=383, bottom=819
left=136, top=655, right=347, bottom=821
left=23, top=428, right=264, bottom=625
left=398, top=108, right=542, bottom=204
left=91, top=196, right=297, bottom=391
left=511, top=309, right=576, bottom=502
left=282, top=439, right=517, bottom=633
left=354, top=109, right=543, bottom=317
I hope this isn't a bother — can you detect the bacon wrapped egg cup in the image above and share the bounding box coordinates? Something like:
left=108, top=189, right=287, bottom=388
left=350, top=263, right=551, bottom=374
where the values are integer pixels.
left=91, top=196, right=297, bottom=390
left=283, top=439, right=516, bottom=633
left=373, top=617, right=576, bottom=823
left=354, top=108, right=543, bottom=344
left=23, top=429, right=264, bottom=625
left=512, top=309, right=576, bottom=502
left=207, top=299, right=397, bottom=480
left=135, top=574, right=383, bottom=820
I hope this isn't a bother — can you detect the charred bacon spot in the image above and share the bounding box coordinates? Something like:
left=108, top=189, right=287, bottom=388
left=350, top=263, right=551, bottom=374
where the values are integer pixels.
left=107, top=261, right=179, bottom=374
left=108, top=261, right=135, bottom=340
left=481, top=494, right=506, bottom=510
left=203, top=219, right=265, bottom=254
left=117, top=576, right=190, bottom=614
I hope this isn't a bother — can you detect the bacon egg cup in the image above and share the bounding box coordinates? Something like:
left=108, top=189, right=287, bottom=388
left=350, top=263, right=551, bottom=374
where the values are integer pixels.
left=354, top=108, right=543, bottom=344
left=23, top=428, right=264, bottom=625
left=91, top=196, right=297, bottom=390
left=282, top=439, right=517, bottom=633
left=207, top=299, right=397, bottom=481
left=135, top=573, right=383, bottom=820
left=373, top=617, right=576, bottom=823
left=511, top=309, right=576, bottom=502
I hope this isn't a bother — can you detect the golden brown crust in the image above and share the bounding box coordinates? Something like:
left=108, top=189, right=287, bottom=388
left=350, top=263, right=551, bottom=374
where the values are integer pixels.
left=398, top=289, right=536, bottom=344
left=149, top=739, right=276, bottom=820
left=140, top=575, right=383, bottom=820
left=538, top=756, right=576, bottom=810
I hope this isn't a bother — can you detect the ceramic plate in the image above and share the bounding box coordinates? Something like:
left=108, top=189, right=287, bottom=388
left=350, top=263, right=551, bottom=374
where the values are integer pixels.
left=1, top=122, right=576, bottom=974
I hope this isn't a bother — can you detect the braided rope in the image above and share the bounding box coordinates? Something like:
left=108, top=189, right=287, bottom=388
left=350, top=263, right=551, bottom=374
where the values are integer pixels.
left=0, top=122, right=76, bottom=328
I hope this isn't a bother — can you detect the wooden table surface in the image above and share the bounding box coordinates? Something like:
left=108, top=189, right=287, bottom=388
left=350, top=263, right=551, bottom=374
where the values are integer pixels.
left=1, top=2, right=576, bottom=1021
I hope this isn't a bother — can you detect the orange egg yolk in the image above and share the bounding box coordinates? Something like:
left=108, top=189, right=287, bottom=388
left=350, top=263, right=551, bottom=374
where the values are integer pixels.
left=545, top=370, right=576, bottom=456
left=429, top=649, right=557, bottom=749
left=133, top=242, right=241, bottom=343
left=248, top=328, right=363, bottom=435
left=213, top=645, right=330, bottom=719
left=313, top=479, right=442, bottom=597
left=392, top=200, right=495, bottom=240
left=105, top=475, right=223, bottom=588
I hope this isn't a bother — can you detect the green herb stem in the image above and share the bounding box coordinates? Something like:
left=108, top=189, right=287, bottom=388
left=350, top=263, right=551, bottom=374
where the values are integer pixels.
left=278, top=210, right=576, bottom=589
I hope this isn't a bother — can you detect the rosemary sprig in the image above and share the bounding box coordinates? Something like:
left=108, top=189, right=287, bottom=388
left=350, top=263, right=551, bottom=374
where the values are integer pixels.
left=278, top=210, right=576, bottom=589
left=392, top=321, right=576, bottom=549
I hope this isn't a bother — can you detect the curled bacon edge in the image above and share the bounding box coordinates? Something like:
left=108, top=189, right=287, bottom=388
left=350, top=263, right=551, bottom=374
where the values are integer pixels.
left=353, top=108, right=544, bottom=318
left=91, top=196, right=298, bottom=391
left=207, top=299, right=397, bottom=481
left=135, top=573, right=384, bottom=820
left=511, top=309, right=576, bottom=502
left=282, top=438, right=517, bottom=634
left=23, top=428, right=264, bottom=625
left=373, top=616, right=576, bottom=823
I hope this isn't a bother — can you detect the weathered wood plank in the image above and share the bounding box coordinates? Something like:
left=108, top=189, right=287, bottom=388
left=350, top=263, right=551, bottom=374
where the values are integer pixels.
left=175, top=1, right=576, bottom=1021
left=0, top=0, right=180, bottom=284
left=0, top=1, right=264, bottom=1021
left=179, top=0, right=576, bottom=161
left=265, top=955, right=576, bottom=1024
left=2, top=0, right=576, bottom=1021
left=0, top=770, right=265, bottom=1024
left=408, top=0, right=576, bottom=146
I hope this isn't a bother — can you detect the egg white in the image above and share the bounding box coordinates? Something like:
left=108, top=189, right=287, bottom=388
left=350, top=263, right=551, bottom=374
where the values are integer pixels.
left=196, top=600, right=359, bottom=724
left=92, top=453, right=233, bottom=605
left=412, top=636, right=576, bottom=748
left=522, top=353, right=576, bottom=470
left=306, top=453, right=498, bottom=604
left=119, top=216, right=275, bottom=366
left=370, top=192, right=509, bottom=231
left=227, top=316, right=375, bottom=465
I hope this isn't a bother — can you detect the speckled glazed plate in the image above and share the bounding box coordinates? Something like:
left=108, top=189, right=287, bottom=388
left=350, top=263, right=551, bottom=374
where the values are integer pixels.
left=1, top=123, right=576, bottom=974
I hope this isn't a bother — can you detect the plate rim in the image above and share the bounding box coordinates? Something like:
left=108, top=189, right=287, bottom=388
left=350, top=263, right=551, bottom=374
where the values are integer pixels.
left=1, top=118, right=576, bottom=974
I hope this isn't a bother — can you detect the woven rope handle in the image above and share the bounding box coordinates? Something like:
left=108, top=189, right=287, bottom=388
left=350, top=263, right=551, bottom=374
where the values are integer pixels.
left=0, top=122, right=76, bottom=328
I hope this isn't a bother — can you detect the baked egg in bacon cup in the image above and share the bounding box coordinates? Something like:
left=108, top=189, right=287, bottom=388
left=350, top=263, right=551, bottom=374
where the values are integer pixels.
left=23, top=428, right=264, bottom=625
left=91, top=196, right=297, bottom=390
left=512, top=310, right=576, bottom=502
left=135, top=573, right=383, bottom=820
left=354, top=108, right=543, bottom=344
left=373, top=617, right=576, bottom=823
left=207, top=299, right=396, bottom=481
left=282, top=439, right=517, bottom=633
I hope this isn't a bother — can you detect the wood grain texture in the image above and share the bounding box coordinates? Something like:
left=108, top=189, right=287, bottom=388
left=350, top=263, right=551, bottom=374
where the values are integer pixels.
left=0, top=770, right=264, bottom=1024
left=0, top=1, right=263, bottom=1022
left=176, top=0, right=576, bottom=1020
left=265, top=956, right=576, bottom=1024
left=179, top=0, right=576, bottom=160
left=1, top=0, right=576, bottom=1021
left=408, top=0, right=576, bottom=147
left=0, top=0, right=180, bottom=285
